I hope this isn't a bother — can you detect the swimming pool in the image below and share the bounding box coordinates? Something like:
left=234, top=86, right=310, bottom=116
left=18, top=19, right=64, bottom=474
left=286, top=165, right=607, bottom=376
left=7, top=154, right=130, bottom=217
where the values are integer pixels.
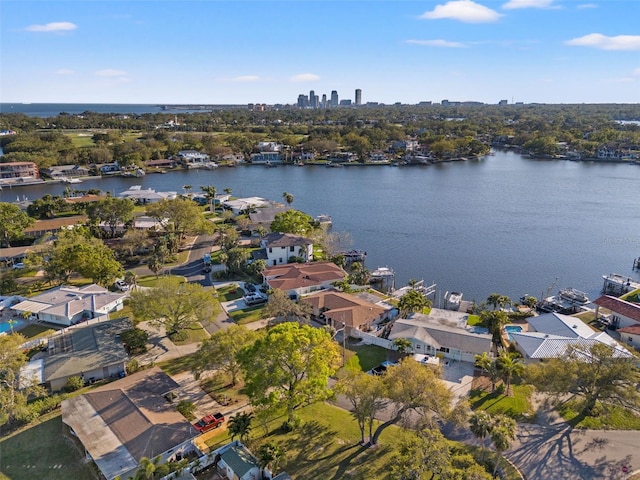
left=505, top=324, right=523, bottom=342
left=0, top=319, right=26, bottom=335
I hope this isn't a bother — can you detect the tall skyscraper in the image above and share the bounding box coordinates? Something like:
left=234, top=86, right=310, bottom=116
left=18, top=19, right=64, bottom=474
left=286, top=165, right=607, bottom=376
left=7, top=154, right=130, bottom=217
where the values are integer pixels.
left=330, top=90, right=338, bottom=107
left=355, top=89, right=362, bottom=106
left=309, top=90, right=317, bottom=108
left=321, top=94, right=327, bottom=108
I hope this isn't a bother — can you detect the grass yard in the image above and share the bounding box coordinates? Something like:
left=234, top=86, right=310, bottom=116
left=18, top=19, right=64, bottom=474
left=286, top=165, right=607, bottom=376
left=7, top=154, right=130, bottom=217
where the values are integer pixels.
left=199, top=374, right=249, bottom=406
left=109, top=303, right=133, bottom=322
left=203, top=402, right=401, bottom=480
left=343, top=343, right=389, bottom=372
left=229, top=306, right=266, bottom=325
left=157, top=352, right=198, bottom=375
left=0, top=414, right=96, bottom=480
left=216, top=283, right=244, bottom=302
left=137, top=275, right=186, bottom=288
left=470, top=383, right=535, bottom=421
left=171, top=322, right=210, bottom=345
left=466, top=314, right=482, bottom=327
left=15, top=323, right=56, bottom=340
left=557, top=399, right=640, bottom=430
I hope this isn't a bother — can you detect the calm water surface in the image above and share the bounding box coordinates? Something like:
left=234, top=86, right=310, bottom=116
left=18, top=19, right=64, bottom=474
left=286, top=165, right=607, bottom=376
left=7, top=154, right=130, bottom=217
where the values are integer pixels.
left=5, top=150, right=640, bottom=304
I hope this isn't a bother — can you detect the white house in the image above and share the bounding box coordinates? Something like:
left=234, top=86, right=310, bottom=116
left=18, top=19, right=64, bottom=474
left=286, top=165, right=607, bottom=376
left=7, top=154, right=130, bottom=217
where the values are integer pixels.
left=11, top=284, right=126, bottom=326
left=510, top=312, right=631, bottom=363
left=177, top=150, right=211, bottom=168
left=388, top=309, right=493, bottom=362
left=618, top=324, right=640, bottom=350
left=260, top=232, right=313, bottom=266
left=119, top=185, right=177, bottom=204
left=593, top=295, right=640, bottom=329
left=223, top=197, right=270, bottom=215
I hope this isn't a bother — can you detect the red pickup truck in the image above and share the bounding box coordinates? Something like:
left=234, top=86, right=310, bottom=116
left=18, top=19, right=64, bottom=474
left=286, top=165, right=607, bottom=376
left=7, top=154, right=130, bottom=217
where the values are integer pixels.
left=193, top=413, right=225, bottom=433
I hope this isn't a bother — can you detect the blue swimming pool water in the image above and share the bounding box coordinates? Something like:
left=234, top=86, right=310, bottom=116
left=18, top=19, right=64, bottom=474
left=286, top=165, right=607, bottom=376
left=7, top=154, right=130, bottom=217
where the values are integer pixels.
left=504, top=325, right=523, bottom=334
left=0, top=319, right=25, bottom=334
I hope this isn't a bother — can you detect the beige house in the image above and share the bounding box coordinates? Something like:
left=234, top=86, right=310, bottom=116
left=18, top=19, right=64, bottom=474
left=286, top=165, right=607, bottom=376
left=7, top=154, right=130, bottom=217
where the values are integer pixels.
left=262, top=261, right=347, bottom=300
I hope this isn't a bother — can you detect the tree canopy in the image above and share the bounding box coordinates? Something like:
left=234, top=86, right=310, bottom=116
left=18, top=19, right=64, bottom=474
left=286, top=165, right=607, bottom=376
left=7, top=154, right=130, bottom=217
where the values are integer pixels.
left=239, top=322, right=341, bottom=424
left=129, top=277, right=219, bottom=335
left=270, top=209, right=315, bottom=236
left=146, top=197, right=213, bottom=238
left=86, top=196, right=135, bottom=237
left=525, top=342, right=640, bottom=415
left=0, top=202, right=34, bottom=247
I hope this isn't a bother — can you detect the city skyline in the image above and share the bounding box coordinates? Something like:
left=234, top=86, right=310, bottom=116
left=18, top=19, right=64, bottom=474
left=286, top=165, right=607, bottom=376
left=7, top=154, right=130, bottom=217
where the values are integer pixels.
left=1, top=1, right=639, bottom=105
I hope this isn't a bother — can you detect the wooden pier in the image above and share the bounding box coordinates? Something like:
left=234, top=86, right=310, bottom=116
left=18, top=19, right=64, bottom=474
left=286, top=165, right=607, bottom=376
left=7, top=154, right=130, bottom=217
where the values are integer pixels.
left=602, top=273, right=640, bottom=296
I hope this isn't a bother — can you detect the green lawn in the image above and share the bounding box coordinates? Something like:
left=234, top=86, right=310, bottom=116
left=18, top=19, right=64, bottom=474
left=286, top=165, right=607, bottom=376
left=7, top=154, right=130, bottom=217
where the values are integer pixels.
left=343, top=344, right=389, bottom=372
left=15, top=323, right=56, bottom=340
left=216, top=283, right=244, bottom=301
left=0, top=414, right=96, bottom=480
left=557, top=399, right=640, bottom=430
left=229, top=306, right=266, bottom=325
left=466, top=314, right=482, bottom=327
left=137, top=275, right=186, bottom=288
left=470, top=384, right=535, bottom=420
left=157, top=352, right=198, bottom=375
left=171, top=322, right=210, bottom=345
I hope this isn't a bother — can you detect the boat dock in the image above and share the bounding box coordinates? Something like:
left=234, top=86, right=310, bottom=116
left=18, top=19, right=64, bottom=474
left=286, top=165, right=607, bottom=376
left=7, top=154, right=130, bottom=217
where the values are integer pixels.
left=602, top=273, right=640, bottom=296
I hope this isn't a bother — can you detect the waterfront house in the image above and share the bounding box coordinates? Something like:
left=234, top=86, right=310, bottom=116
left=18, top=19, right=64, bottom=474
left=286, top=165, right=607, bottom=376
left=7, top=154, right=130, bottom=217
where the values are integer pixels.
left=0, top=161, right=39, bottom=182
left=509, top=312, right=631, bottom=362
left=61, top=366, right=198, bottom=480
left=388, top=309, right=493, bottom=362
left=249, top=152, right=283, bottom=164
left=327, top=152, right=356, bottom=163
left=41, top=164, right=89, bottom=179
left=96, top=162, right=120, bottom=174
left=304, top=290, right=391, bottom=334
left=26, top=317, right=130, bottom=391
left=23, top=215, right=88, bottom=238
left=258, top=141, right=283, bottom=152
left=11, top=284, right=126, bottom=326
left=259, top=232, right=313, bottom=266
left=593, top=295, right=640, bottom=329
left=262, top=261, right=347, bottom=300
left=618, top=325, right=640, bottom=350
left=223, top=196, right=270, bottom=215
left=119, top=185, right=177, bottom=204
left=177, top=149, right=211, bottom=168
left=144, top=158, right=177, bottom=169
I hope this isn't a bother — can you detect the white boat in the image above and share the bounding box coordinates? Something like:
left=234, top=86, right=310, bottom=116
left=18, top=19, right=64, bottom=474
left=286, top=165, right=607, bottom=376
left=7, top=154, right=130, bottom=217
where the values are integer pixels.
left=444, top=291, right=463, bottom=311
left=558, top=287, right=589, bottom=304
left=60, top=177, right=82, bottom=184
left=370, top=267, right=395, bottom=292
left=315, top=214, right=332, bottom=227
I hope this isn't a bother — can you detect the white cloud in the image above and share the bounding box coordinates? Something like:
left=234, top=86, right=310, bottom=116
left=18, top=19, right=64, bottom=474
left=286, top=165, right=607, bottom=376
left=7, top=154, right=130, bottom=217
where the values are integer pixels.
left=502, top=0, right=556, bottom=9
left=290, top=73, right=320, bottom=83
left=420, top=1, right=502, bottom=23
left=94, top=69, right=127, bottom=77
left=406, top=39, right=466, bottom=48
left=633, top=68, right=640, bottom=76
left=232, top=75, right=260, bottom=82
left=25, top=22, right=77, bottom=32
left=577, top=3, right=597, bottom=9
left=55, top=69, right=75, bottom=75
left=565, top=34, right=640, bottom=51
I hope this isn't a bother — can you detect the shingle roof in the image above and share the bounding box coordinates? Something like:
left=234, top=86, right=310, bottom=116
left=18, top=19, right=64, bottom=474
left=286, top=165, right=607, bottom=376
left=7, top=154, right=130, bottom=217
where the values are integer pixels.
left=264, top=261, right=346, bottom=291
left=61, top=367, right=196, bottom=480
left=594, top=295, right=640, bottom=322
left=304, top=290, right=388, bottom=329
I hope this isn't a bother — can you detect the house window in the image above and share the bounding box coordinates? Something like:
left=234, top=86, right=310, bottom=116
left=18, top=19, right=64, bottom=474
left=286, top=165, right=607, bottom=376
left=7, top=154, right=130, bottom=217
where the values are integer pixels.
left=629, top=337, right=633, bottom=342
left=290, top=246, right=295, bottom=252
left=439, top=347, right=450, bottom=354
left=415, top=345, right=421, bottom=349
left=268, top=248, right=272, bottom=253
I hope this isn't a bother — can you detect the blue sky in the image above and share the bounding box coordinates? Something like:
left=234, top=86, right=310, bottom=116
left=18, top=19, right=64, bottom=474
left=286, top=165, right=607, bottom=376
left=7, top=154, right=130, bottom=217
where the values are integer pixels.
left=1, top=0, right=639, bottom=104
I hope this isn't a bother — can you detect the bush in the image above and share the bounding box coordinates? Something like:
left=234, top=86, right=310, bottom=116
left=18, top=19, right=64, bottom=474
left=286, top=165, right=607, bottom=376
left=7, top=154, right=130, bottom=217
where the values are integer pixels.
left=64, top=375, right=85, bottom=392
left=120, top=327, right=149, bottom=354
left=176, top=400, right=196, bottom=420
left=127, top=358, right=141, bottom=374
left=169, top=330, right=188, bottom=342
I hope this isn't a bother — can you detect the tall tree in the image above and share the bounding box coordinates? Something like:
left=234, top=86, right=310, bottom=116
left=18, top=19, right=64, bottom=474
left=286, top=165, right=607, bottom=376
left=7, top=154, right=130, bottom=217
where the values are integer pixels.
left=227, top=411, right=254, bottom=443
left=0, top=333, right=46, bottom=426
left=490, top=415, right=517, bottom=477
left=282, top=191, right=294, bottom=206
left=239, top=322, right=341, bottom=424
left=263, top=289, right=312, bottom=323
left=469, top=410, right=493, bottom=461
left=393, top=337, right=413, bottom=357
left=474, top=352, right=501, bottom=393
left=86, top=196, right=135, bottom=237
left=192, top=324, right=259, bottom=385
left=397, top=289, right=430, bottom=318
left=129, top=277, right=219, bottom=335
left=526, top=342, right=640, bottom=415
left=200, top=185, right=217, bottom=212
left=370, top=358, right=452, bottom=445
left=256, top=442, right=286, bottom=474
left=146, top=197, right=213, bottom=238
left=335, top=367, right=386, bottom=445
left=496, top=350, right=524, bottom=396
left=270, top=209, right=315, bottom=236
left=0, top=202, right=34, bottom=247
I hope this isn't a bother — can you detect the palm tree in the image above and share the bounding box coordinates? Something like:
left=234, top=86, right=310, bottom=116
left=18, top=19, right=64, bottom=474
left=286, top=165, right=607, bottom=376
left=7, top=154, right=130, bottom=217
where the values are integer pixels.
left=255, top=226, right=268, bottom=238
left=497, top=295, right=512, bottom=310
left=490, top=415, right=517, bottom=477
left=182, top=184, right=192, bottom=195
left=487, top=293, right=502, bottom=310
left=469, top=410, right=493, bottom=461
left=496, top=350, right=524, bottom=396
left=201, top=185, right=217, bottom=212
left=134, top=455, right=162, bottom=480
left=393, top=338, right=413, bottom=357
left=224, top=187, right=232, bottom=195
left=227, top=411, right=254, bottom=443
left=397, top=289, right=430, bottom=318
left=282, top=191, right=294, bottom=206
left=148, top=255, right=163, bottom=278
left=124, top=270, right=138, bottom=290
left=474, top=352, right=501, bottom=393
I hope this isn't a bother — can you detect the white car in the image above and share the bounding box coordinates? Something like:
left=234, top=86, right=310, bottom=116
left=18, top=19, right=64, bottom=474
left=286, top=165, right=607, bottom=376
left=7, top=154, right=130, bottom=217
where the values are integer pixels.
left=12, top=262, right=25, bottom=269
left=114, top=280, right=129, bottom=291
left=243, top=293, right=267, bottom=306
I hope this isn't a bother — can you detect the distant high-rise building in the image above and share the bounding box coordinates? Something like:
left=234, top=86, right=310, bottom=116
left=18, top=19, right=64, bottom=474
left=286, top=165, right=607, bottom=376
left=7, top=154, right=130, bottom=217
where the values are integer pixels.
left=297, top=94, right=309, bottom=108
left=498, top=99, right=508, bottom=105
left=310, top=90, right=317, bottom=108
left=355, top=89, right=362, bottom=106
left=339, top=99, right=352, bottom=106
left=321, top=94, right=327, bottom=108
left=330, top=90, right=338, bottom=107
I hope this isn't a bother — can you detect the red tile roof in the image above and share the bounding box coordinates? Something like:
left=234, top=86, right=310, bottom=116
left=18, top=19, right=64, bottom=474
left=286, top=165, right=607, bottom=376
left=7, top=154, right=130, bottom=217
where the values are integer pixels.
left=264, top=261, right=346, bottom=291
left=618, top=325, right=640, bottom=335
left=593, top=295, right=640, bottom=322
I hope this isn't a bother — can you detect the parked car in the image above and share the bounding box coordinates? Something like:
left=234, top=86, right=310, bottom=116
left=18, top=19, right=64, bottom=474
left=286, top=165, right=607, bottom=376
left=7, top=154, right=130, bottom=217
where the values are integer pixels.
left=12, top=262, right=25, bottom=269
left=243, top=293, right=267, bottom=306
left=114, top=280, right=129, bottom=291
left=244, top=282, right=256, bottom=292
left=193, top=413, right=225, bottom=433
